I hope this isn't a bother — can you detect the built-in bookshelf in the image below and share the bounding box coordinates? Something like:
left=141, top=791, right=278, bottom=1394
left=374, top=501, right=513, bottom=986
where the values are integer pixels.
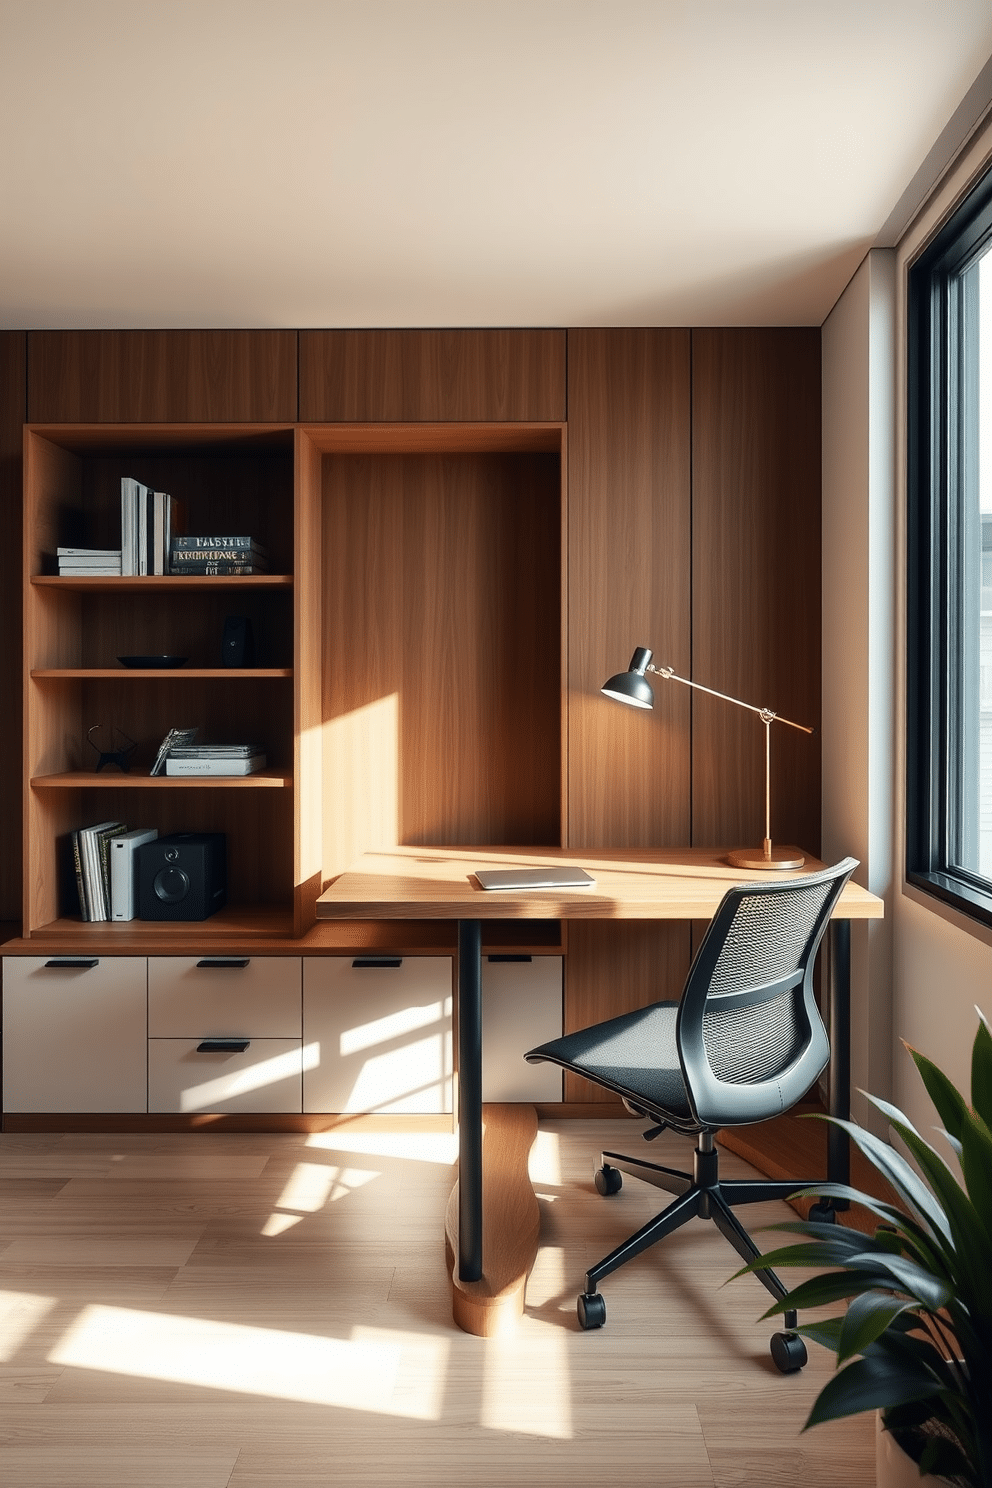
left=21, top=420, right=565, bottom=953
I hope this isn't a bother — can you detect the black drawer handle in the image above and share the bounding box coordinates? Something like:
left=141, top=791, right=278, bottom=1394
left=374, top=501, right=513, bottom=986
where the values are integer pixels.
left=352, top=957, right=403, bottom=968
left=196, top=1039, right=250, bottom=1053
left=196, top=958, right=250, bottom=969
left=487, top=955, right=533, bottom=963
left=45, top=958, right=99, bottom=969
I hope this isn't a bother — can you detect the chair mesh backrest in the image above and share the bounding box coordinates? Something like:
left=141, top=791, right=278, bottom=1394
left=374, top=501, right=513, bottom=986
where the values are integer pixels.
left=701, top=881, right=834, bottom=1085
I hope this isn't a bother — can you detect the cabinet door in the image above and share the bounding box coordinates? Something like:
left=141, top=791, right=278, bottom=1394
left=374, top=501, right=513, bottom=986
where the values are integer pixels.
left=303, top=957, right=452, bottom=1114
left=148, top=1038, right=303, bottom=1114
left=148, top=956, right=302, bottom=1038
left=2, top=956, right=147, bottom=1113
left=482, top=956, right=562, bottom=1102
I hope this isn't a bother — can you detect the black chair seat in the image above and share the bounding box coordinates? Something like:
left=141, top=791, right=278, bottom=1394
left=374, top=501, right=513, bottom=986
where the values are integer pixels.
left=527, top=1002, right=693, bottom=1123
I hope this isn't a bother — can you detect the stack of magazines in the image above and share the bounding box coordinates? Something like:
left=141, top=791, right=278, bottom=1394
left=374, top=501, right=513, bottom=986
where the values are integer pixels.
left=164, top=743, right=267, bottom=777
left=71, top=822, right=158, bottom=921
left=58, top=546, right=122, bottom=576
left=169, top=536, right=269, bottom=576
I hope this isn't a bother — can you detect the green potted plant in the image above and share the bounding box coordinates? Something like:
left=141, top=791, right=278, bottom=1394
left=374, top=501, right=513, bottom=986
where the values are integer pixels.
left=739, top=1011, right=992, bottom=1487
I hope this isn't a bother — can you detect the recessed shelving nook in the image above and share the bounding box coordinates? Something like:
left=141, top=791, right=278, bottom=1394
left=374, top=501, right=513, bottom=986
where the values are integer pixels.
left=21, top=420, right=566, bottom=957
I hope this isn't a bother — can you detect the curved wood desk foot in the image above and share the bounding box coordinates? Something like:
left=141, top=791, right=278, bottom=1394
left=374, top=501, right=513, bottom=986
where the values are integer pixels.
left=444, top=1103, right=541, bottom=1337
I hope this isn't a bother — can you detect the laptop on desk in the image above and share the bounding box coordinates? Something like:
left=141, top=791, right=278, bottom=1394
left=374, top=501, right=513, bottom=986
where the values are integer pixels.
left=474, top=866, right=596, bottom=891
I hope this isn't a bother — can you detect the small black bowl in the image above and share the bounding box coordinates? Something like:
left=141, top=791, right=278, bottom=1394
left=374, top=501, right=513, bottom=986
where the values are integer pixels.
left=117, top=655, right=189, bottom=669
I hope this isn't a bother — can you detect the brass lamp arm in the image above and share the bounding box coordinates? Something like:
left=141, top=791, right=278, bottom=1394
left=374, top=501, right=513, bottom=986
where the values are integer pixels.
left=646, top=665, right=815, bottom=736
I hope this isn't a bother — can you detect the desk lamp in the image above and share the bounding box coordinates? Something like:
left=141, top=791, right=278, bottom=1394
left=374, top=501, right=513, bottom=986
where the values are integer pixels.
left=601, top=646, right=814, bottom=870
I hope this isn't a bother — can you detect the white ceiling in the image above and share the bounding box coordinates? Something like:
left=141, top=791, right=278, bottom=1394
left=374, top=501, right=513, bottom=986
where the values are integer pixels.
left=2, top=0, right=991, bottom=330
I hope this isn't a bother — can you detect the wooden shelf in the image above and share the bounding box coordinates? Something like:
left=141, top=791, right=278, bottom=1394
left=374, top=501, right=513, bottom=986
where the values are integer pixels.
left=10, top=903, right=297, bottom=948
left=31, top=668, right=292, bottom=679
left=32, top=575, right=292, bottom=590
left=30, top=770, right=292, bottom=789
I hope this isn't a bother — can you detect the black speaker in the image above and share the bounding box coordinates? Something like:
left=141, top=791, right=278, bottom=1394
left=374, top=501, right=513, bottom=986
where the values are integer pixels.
left=137, top=833, right=227, bottom=921
left=222, top=615, right=255, bottom=667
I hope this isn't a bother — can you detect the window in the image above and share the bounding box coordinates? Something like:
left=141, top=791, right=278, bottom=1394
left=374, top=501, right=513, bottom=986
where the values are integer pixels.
left=908, top=164, right=992, bottom=927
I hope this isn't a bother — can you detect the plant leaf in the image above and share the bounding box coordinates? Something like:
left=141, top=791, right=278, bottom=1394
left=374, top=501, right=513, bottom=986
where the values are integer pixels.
left=830, top=1110, right=953, bottom=1243
left=907, top=1042, right=970, bottom=1142
left=842, top=1250, right=953, bottom=1310
left=972, top=1012, right=992, bottom=1128
left=796, top=1316, right=844, bottom=1352
left=758, top=1271, right=882, bottom=1318
left=836, top=1291, right=917, bottom=1364
left=803, top=1353, right=943, bottom=1429
left=878, top=1110, right=992, bottom=1319
left=960, top=1104, right=992, bottom=1238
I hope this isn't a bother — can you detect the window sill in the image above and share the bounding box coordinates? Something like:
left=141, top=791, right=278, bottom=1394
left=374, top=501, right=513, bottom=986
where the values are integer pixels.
left=905, top=869, right=992, bottom=943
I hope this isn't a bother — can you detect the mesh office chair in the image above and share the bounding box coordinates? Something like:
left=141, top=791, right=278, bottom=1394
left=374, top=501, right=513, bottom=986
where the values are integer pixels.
left=526, top=856, right=858, bottom=1372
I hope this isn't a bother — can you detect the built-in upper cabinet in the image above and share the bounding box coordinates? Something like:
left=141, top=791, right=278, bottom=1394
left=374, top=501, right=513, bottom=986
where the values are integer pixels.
left=299, top=330, right=567, bottom=422
left=27, top=331, right=299, bottom=424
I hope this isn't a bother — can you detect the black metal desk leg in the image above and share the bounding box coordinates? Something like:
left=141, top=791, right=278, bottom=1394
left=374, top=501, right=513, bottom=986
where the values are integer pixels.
left=457, top=917, right=483, bottom=1282
left=827, top=918, right=851, bottom=1200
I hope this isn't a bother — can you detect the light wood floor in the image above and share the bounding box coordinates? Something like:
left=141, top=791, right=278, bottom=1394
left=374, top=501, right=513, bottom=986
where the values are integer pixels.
left=0, top=1120, right=874, bottom=1487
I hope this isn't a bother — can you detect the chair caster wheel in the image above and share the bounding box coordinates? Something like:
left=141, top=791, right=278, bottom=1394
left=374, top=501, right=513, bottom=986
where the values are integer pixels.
left=578, top=1292, right=606, bottom=1329
left=595, top=1165, right=623, bottom=1196
left=807, top=1201, right=837, bottom=1224
left=771, top=1330, right=807, bottom=1373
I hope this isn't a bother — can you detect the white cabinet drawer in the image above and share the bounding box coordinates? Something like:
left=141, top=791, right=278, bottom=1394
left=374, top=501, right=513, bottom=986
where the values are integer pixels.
left=303, top=956, right=452, bottom=1114
left=2, top=955, right=147, bottom=1113
left=148, top=956, right=302, bottom=1038
left=148, top=1038, right=304, bottom=1113
left=482, top=955, right=563, bottom=1102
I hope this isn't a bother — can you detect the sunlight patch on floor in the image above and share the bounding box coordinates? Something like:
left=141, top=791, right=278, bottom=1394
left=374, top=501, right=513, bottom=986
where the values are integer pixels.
left=48, top=1305, right=449, bottom=1417
left=261, top=1161, right=381, bottom=1235
left=305, top=1129, right=458, bottom=1165
left=0, top=1289, right=56, bottom=1360
left=528, top=1128, right=562, bottom=1188
left=481, top=1317, right=573, bottom=1439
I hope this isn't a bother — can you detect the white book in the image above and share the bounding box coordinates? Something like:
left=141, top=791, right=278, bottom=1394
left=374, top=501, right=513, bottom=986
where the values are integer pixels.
left=110, top=828, right=158, bottom=921
left=121, top=477, right=139, bottom=575
left=57, top=547, right=122, bottom=558
left=137, top=481, right=152, bottom=576
left=59, top=565, right=123, bottom=576
left=165, top=754, right=267, bottom=776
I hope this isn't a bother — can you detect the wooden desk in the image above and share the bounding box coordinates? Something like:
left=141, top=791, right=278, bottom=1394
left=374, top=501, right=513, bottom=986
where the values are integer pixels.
left=316, top=845, right=883, bottom=1335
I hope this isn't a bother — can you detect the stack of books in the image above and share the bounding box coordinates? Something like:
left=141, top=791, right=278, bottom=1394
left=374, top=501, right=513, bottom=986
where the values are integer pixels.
left=169, top=536, right=269, bottom=576
left=121, top=476, right=181, bottom=576
left=71, top=821, right=157, bottom=921
left=58, top=546, right=122, bottom=576
left=165, top=743, right=267, bottom=776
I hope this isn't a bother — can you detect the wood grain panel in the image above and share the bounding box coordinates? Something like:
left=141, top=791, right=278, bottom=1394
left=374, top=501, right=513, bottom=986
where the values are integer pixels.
left=564, top=331, right=693, bottom=1088
left=691, top=329, right=821, bottom=857
left=300, top=330, right=566, bottom=422
left=565, top=330, right=693, bottom=848
left=321, top=451, right=561, bottom=877
left=27, top=331, right=298, bottom=423
left=0, top=332, right=25, bottom=919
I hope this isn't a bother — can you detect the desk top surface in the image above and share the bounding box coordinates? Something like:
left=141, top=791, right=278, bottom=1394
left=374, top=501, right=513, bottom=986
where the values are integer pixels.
left=316, top=846, right=884, bottom=921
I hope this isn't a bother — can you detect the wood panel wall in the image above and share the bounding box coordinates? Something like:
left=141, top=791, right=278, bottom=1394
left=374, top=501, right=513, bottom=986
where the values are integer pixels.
left=299, top=330, right=566, bottom=422
left=27, top=331, right=298, bottom=423
left=0, top=333, right=26, bottom=920
left=691, top=329, right=821, bottom=858
left=563, top=330, right=695, bottom=1099
left=320, top=451, right=562, bottom=879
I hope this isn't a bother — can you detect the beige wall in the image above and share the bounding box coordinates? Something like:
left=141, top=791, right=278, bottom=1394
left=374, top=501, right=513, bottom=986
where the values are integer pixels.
left=821, top=247, right=896, bottom=1130
left=890, top=117, right=992, bottom=1129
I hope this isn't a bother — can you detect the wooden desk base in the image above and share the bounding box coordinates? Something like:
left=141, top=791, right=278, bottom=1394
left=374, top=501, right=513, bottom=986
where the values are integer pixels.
left=444, top=1104, right=541, bottom=1337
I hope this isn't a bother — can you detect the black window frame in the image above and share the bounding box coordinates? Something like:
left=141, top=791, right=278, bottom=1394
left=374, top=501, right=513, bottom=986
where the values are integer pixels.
left=907, top=162, right=992, bottom=930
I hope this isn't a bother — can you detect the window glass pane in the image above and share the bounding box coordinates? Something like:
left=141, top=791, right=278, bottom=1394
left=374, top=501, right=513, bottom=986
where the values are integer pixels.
left=958, top=252, right=992, bottom=879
